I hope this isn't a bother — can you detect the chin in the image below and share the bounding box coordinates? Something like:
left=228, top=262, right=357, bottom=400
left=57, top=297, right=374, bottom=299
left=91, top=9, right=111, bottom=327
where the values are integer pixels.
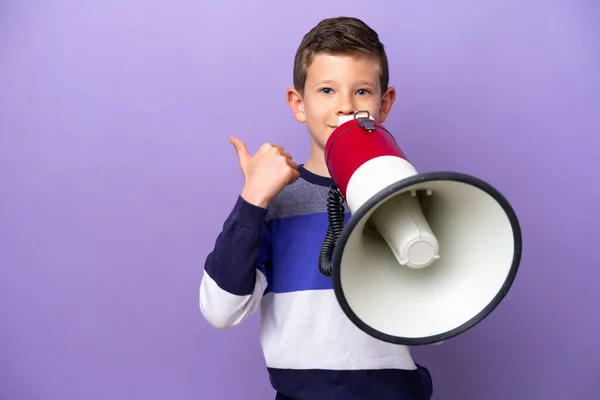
left=308, top=131, right=330, bottom=148
left=321, top=133, right=333, bottom=147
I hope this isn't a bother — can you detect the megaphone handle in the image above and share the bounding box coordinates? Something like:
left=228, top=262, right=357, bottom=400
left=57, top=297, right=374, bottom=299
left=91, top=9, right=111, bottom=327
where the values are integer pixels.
left=318, top=184, right=346, bottom=277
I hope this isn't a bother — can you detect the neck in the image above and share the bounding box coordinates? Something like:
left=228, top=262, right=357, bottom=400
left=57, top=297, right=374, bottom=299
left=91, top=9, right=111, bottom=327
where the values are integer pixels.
left=303, top=149, right=330, bottom=177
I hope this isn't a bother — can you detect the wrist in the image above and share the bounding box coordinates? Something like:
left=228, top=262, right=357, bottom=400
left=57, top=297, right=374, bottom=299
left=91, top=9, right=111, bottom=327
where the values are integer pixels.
left=240, top=186, right=270, bottom=208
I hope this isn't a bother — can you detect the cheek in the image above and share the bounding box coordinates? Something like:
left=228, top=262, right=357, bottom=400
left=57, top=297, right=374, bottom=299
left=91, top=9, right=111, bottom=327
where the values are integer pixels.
left=359, top=98, right=381, bottom=117
left=306, top=96, right=331, bottom=115
left=306, top=103, right=329, bottom=120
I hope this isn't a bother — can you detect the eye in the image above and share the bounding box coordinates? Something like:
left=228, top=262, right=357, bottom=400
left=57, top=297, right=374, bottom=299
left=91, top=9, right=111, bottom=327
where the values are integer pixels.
left=356, top=89, right=370, bottom=96
left=319, top=88, right=334, bottom=95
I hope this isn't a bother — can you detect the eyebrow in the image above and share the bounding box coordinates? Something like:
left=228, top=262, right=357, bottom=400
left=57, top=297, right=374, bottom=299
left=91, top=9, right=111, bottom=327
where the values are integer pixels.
left=356, top=80, right=376, bottom=87
left=313, top=79, right=376, bottom=88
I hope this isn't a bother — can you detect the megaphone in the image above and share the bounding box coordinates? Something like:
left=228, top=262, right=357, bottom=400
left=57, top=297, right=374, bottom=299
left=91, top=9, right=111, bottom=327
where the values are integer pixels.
left=318, top=110, right=522, bottom=346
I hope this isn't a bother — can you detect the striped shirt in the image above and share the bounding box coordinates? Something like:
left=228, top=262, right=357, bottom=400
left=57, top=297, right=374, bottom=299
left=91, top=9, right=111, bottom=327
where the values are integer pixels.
left=199, top=165, right=433, bottom=399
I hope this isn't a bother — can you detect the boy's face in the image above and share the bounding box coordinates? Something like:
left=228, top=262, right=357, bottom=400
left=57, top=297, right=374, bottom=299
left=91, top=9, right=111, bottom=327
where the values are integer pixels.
left=287, top=53, right=396, bottom=151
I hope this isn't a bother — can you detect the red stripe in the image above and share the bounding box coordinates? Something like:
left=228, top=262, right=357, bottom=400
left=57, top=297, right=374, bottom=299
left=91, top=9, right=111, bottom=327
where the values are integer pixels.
left=324, top=119, right=409, bottom=197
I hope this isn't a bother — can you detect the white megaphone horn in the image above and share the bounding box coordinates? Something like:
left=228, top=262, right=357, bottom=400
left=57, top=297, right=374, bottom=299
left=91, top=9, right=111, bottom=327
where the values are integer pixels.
left=318, top=110, right=522, bottom=346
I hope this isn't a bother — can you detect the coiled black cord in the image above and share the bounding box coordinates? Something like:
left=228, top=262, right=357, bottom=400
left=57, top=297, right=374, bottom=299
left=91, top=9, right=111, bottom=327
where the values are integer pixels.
left=318, top=184, right=346, bottom=277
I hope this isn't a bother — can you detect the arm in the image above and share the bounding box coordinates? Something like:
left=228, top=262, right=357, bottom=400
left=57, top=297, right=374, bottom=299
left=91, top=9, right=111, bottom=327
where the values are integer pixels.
left=199, top=195, right=271, bottom=330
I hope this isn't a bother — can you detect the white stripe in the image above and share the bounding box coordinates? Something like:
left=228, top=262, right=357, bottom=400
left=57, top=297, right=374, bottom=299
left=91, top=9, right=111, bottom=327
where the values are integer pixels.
left=199, top=270, right=267, bottom=330
left=259, top=289, right=417, bottom=371
left=346, top=155, right=418, bottom=213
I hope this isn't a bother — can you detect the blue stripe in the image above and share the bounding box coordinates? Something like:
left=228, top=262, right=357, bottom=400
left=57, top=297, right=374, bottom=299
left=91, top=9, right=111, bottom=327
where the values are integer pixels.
left=264, top=212, right=350, bottom=294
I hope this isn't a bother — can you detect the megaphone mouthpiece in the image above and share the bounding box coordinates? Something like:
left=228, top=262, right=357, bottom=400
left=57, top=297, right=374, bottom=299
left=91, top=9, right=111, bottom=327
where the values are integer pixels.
left=337, top=111, right=374, bottom=128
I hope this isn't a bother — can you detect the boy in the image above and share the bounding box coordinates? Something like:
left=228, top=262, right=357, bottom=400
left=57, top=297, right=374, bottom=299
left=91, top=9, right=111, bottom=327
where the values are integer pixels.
left=199, top=16, right=434, bottom=400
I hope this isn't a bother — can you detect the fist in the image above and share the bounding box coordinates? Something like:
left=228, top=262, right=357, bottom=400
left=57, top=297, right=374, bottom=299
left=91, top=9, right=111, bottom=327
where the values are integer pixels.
left=229, top=137, right=300, bottom=208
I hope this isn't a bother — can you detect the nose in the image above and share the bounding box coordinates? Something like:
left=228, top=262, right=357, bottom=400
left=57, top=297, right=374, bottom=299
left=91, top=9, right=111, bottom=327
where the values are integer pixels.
left=336, top=93, right=356, bottom=115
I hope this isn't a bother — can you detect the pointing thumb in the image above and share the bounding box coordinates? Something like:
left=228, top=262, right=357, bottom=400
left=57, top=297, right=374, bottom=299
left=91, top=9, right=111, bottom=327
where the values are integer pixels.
left=229, top=137, right=250, bottom=169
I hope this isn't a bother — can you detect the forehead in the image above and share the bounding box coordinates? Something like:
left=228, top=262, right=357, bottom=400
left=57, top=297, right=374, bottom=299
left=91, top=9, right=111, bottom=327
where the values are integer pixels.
left=305, top=53, right=380, bottom=85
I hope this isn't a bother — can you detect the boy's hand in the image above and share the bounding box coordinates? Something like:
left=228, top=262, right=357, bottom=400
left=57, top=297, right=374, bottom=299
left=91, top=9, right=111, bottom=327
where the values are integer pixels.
left=230, top=137, right=300, bottom=208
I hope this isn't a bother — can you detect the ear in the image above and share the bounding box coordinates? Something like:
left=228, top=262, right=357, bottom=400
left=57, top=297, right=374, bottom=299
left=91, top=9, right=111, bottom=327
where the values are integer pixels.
left=287, top=87, right=306, bottom=123
left=378, top=86, right=396, bottom=123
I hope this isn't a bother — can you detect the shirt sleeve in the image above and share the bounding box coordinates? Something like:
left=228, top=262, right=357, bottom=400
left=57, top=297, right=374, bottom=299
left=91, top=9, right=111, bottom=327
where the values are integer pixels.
left=199, top=195, right=271, bottom=329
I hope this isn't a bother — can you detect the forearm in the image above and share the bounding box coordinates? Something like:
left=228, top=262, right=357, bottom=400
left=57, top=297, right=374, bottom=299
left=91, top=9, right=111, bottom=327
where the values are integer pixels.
left=199, top=196, right=271, bottom=329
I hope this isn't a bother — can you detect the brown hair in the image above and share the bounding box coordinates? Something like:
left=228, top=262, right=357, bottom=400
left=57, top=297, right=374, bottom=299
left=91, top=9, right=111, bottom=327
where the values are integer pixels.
left=293, top=16, right=389, bottom=95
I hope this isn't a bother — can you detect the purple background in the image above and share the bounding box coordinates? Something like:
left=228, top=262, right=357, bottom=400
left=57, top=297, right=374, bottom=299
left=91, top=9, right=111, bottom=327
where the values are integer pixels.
left=1, top=1, right=599, bottom=399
